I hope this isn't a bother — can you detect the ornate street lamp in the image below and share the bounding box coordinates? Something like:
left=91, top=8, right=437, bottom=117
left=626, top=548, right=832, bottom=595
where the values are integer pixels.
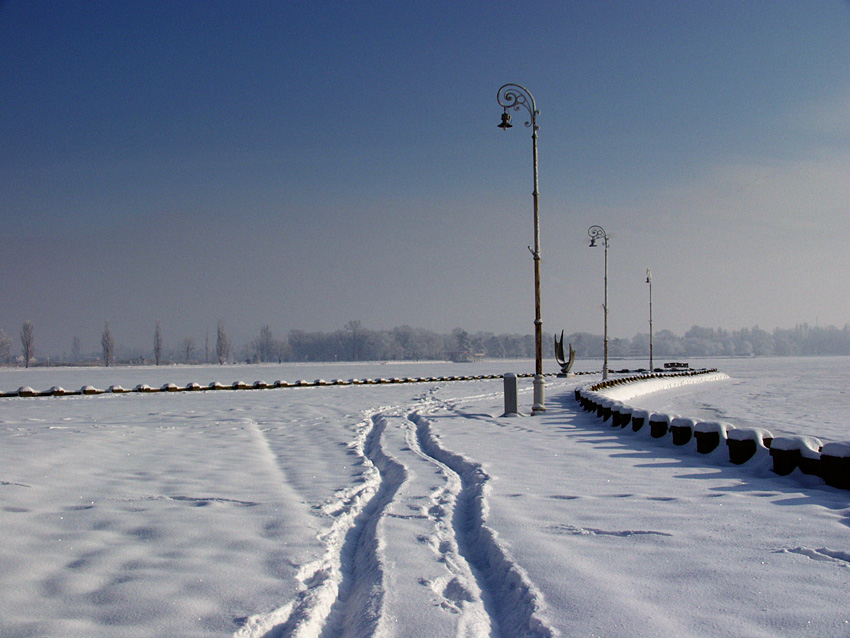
left=588, top=225, right=609, bottom=380
left=497, top=83, right=544, bottom=414
left=646, top=268, right=654, bottom=371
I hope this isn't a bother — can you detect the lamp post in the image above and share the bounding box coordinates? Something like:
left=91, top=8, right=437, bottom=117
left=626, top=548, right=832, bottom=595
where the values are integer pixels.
left=497, top=83, right=545, bottom=414
left=587, top=225, right=609, bottom=380
left=646, top=268, right=654, bottom=371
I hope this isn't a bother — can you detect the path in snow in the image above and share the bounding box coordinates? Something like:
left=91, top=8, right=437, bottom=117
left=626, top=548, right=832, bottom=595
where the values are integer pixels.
left=240, top=385, right=558, bottom=638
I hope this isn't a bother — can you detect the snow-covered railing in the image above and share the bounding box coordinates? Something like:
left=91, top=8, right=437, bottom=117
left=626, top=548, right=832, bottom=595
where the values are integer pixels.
left=4, top=375, right=506, bottom=398
left=2, top=368, right=614, bottom=400
left=574, top=372, right=850, bottom=491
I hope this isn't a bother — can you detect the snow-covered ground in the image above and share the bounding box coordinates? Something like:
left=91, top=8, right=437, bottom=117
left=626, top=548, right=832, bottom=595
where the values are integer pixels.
left=1, top=359, right=849, bottom=637
left=616, top=356, right=850, bottom=443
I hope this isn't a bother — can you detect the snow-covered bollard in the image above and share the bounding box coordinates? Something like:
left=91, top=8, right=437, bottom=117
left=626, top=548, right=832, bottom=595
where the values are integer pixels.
left=694, top=421, right=734, bottom=454
left=81, top=385, right=101, bottom=395
left=612, top=403, right=634, bottom=428
left=580, top=390, right=596, bottom=412
left=819, top=442, right=850, bottom=490
left=649, top=413, right=673, bottom=438
left=726, top=428, right=773, bottom=465
left=608, top=401, right=626, bottom=427
left=18, top=386, right=37, bottom=398
left=769, top=436, right=822, bottom=476
left=594, top=397, right=607, bottom=419
left=109, top=385, right=128, bottom=393
left=161, top=383, right=180, bottom=392
left=185, top=383, right=202, bottom=391
left=799, top=441, right=823, bottom=476
left=608, top=401, right=623, bottom=427
left=631, top=409, right=649, bottom=432
left=253, top=380, right=270, bottom=389
left=135, top=383, right=154, bottom=393
left=670, top=417, right=699, bottom=446
left=50, top=386, right=69, bottom=396
left=601, top=399, right=615, bottom=422
left=503, top=373, right=518, bottom=416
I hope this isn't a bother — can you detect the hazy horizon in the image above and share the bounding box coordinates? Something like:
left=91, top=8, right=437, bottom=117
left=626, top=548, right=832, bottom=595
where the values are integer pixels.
left=4, top=318, right=849, bottom=365
left=3, top=1, right=850, bottom=355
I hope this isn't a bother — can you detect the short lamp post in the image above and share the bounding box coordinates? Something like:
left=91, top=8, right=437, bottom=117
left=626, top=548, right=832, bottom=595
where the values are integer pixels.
left=497, top=83, right=545, bottom=414
left=646, top=268, right=654, bottom=371
left=588, top=225, right=609, bottom=380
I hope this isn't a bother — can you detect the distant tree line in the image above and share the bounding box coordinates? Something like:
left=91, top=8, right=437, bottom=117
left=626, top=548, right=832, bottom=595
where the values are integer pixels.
left=4, top=321, right=850, bottom=367
left=566, top=323, right=850, bottom=359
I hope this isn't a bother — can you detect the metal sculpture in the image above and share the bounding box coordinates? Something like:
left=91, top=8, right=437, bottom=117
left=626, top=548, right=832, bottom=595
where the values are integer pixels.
left=554, top=330, right=576, bottom=376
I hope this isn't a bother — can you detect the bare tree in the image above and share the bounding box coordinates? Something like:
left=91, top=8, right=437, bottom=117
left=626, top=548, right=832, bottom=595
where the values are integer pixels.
left=20, top=321, right=34, bottom=367
left=205, top=329, right=210, bottom=364
left=183, top=337, right=195, bottom=363
left=101, top=321, right=114, bottom=367
left=71, top=336, right=82, bottom=362
left=252, top=325, right=276, bottom=362
left=0, top=330, right=11, bottom=364
left=346, top=320, right=362, bottom=361
left=274, top=339, right=290, bottom=363
left=216, top=321, right=230, bottom=365
left=154, top=321, right=163, bottom=366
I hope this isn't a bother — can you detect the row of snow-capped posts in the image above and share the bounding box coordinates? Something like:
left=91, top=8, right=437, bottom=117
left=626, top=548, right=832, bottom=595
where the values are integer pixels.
left=575, top=374, right=850, bottom=491
left=5, top=372, right=576, bottom=400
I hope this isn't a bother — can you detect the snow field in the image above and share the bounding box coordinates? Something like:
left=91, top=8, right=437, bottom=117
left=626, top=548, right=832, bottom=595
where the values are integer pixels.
left=2, top=362, right=850, bottom=637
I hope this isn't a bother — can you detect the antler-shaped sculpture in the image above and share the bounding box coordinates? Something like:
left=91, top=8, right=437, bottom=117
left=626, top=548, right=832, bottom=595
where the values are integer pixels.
left=554, top=330, right=576, bottom=376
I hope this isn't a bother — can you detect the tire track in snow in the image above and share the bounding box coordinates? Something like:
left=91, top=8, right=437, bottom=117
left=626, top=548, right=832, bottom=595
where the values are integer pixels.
left=318, top=414, right=407, bottom=638
left=381, top=412, right=492, bottom=637
left=410, top=411, right=558, bottom=638
left=236, top=411, right=403, bottom=638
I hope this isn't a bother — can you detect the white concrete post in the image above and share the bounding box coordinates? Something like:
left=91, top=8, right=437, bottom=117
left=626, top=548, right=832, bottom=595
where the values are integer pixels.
left=503, top=373, right=519, bottom=416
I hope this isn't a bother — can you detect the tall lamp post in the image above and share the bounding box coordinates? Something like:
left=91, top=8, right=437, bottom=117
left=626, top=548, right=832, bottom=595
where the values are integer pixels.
left=497, top=83, right=545, bottom=414
left=587, top=225, right=609, bottom=380
left=646, top=268, right=654, bottom=371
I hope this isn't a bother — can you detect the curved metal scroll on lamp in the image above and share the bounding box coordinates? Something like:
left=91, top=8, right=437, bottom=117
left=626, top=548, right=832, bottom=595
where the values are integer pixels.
left=554, top=330, right=576, bottom=376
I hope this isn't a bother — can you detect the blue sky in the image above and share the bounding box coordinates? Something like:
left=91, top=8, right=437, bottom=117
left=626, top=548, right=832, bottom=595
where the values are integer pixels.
left=2, top=0, right=850, bottom=357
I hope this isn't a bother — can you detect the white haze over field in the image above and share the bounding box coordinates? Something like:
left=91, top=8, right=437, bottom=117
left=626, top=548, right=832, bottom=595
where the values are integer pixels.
left=1, top=358, right=849, bottom=637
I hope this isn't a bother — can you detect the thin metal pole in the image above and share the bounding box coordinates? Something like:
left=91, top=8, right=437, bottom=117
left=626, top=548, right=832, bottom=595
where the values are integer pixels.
left=602, top=238, right=608, bottom=380
left=647, top=268, right=654, bottom=371
left=498, top=83, right=545, bottom=413
left=531, top=113, right=544, bottom=412
left=587, top=225, right=609, bottom=381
